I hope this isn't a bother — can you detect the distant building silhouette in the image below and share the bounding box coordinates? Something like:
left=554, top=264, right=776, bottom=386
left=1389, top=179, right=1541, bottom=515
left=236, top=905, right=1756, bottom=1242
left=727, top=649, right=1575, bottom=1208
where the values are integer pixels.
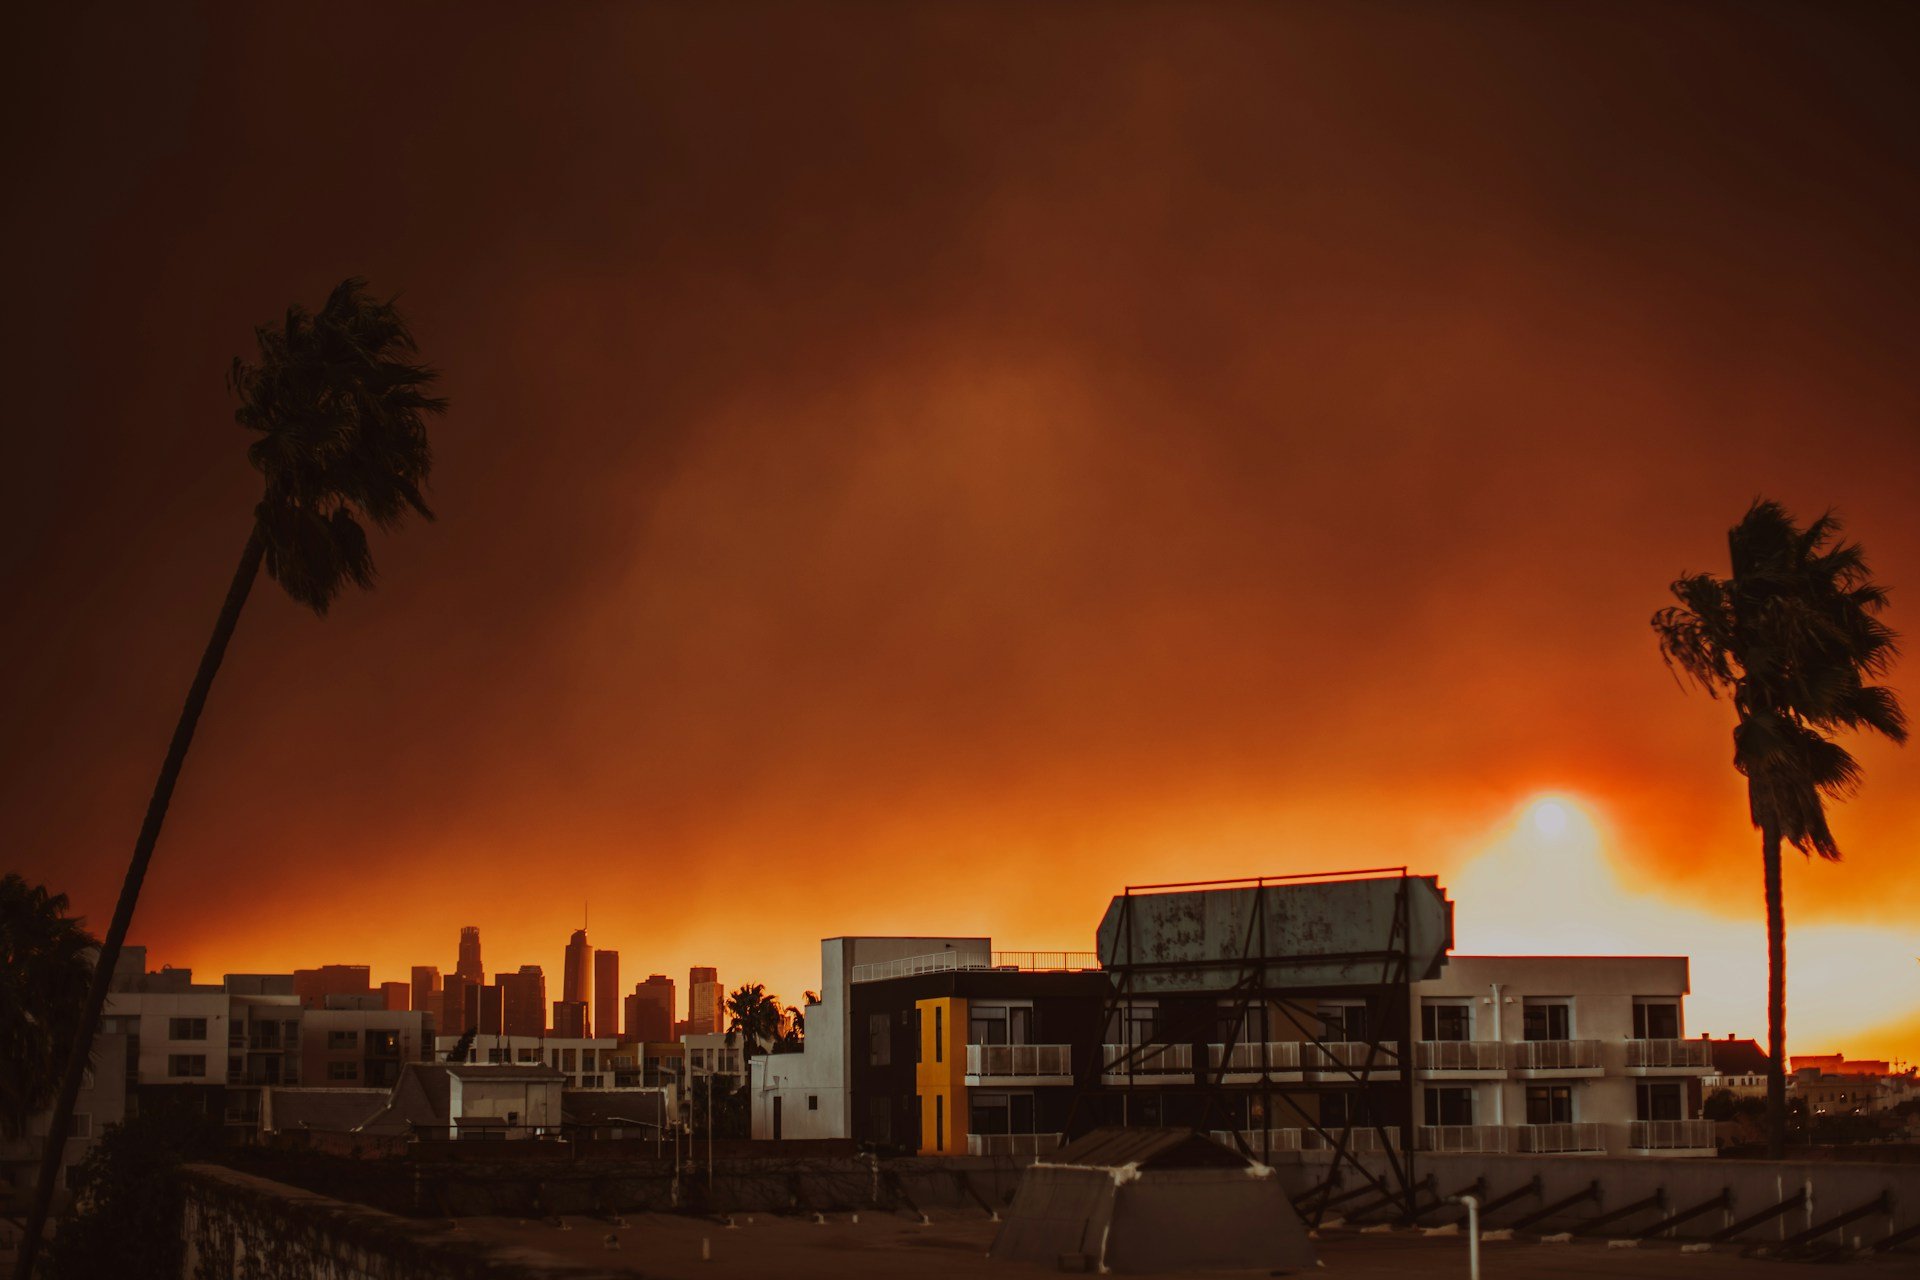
left=688, top=966, right=723, bottom=1035
left=625, top=974, right=675, bottom=1043
left=594, top=949, right=620, bottom=1041
left=474, top=981, right=505, bottom=1037
left=411, top=966, right=442, bottom=1024
left=456, top=926, right=483, bottom=984
left=564, top=929, right=592, bottom=1036
left=552, top=999, right=588, bottom=1038
left=442, top=973, right=473, bottom=1035
left=379, top=981, right=410, bottom=1011
left=293, top=965, right=372, bottom=1010
left=499, top=965, right=546, bottom=1038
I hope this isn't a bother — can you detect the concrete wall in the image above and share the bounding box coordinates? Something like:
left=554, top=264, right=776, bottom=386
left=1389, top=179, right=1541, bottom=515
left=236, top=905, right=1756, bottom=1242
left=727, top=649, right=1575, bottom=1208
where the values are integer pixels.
left=1329, top=1149, right=1920, bottom=1251
left=180, top=1164, right=626, bottom=1278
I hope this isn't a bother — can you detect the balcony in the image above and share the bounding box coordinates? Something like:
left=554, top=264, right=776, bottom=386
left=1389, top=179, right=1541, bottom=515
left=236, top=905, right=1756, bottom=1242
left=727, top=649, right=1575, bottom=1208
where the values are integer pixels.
left=1417, top=1124, right=1509, bottom=1154
left=1515, top=1122, right=1606, bottom=1153
left=1415, top=1040, right=1506, bottom=1076
left=1629, top=1119, right=1716, bottom=1153
left=965, top=1043, right=1073, bottom=1084
left=1625, top=1039, right=1714, bottom=1073
left=1208, top=1128, right=1303, bottom=1154
left=1208, top=1041, right=1303, bottom=1077
left=1303, top=1127, right=1402, bottom=1153
left=1100, top=1043, right=1192, bottom=1079
left=1305, top=1041, right=1401, bottom=1076
left=968, top=1132, right=1063, bottom=1158
left=1509, top=1040, right=1603, bottom=1076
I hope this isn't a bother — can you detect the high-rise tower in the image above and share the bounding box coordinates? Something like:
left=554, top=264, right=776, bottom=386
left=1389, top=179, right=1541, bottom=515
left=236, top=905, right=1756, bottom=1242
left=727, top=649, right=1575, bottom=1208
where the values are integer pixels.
left=457, top=926, right=483, bottom=983
left=594, top=949, right=620, bottom=1041
left=563, top=928, right=593, bottom=1037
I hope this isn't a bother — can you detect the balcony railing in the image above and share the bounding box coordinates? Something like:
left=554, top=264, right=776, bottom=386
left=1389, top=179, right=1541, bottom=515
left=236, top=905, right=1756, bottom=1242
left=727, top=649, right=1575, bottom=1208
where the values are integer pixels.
left=966, top=1043, right=1073, bottom=1078
left=1305, top=1041, right=1401, bottom=1072
left=1510, top=1040, right=1602, bottom=1072
left=850, top=950, right=1097, bottom=983
left=1626, top=1039, right=1714, bottom=1070
left=1630, top=1119, right=1716, bottom=1150
left=1416, top=1040, right=1505, bottom=1071
left=1515, top=1122, right=1606, bottom=1153
left=1100, top=1043, right=1192, bottom=1075
left=1417, top=1124, right=1509, bottom=1153
left=1209, top=1041, right=1303, bottom=1073
left=1207, top=1128, right=1303, bottom=1153
left=1303, top=1127, right=1402, bottom=1153
left=967, top=1132, right=1063, bottom=1157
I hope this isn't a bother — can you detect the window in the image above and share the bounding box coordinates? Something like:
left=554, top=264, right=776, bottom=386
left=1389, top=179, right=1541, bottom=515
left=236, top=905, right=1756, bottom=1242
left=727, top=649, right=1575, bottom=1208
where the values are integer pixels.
left=327, top=1061, right=358, bottom=1082
left=518, top=1048, right=539, bottom=1063
left=1633, top=1001, right=1680, bottom=1040
left=869, top=1094, right=892, bottom=1144
left=808, top=1095, right=818, bottom=1111
left=1320, top=1092, right=1378, bottom=1129
left=1636, top=1081, right=1683, bottom=1122
left=933, top=1008, right=942, bottom=1063
left=970, top=1091, right=1038, bottom=1136
left=71, top=1114, right=92, bottom=1139
left=167, top=1054, right=206, bottom=1078
left=367, top=1030, right=399, bottom=1055
left=1421, top=1003, right=1471, bottom=1042
left=1525, top=1084, right=1573, bottom=1124
left=168, top=1017, right=208, bottom=1041
left=1107, top=1002, right=1158, bottom=1045
left=327, top=1029, right=358, bottom=1050
left=1423, top=1087, right=1475, bottom=1126
left=970, top=1006, right=1008, bottom=1046
left=913, top=1009, right=923, bottom=1063
left=869, top=1014, right=892, bottom=1067
left=1522, top=1001, right=1571, bottom=1042
left=935, top=1094, right=945, bottom=1152
left=1321, top=1003, right=1371, bottom=1042
left=490, top=1048, right=508, bottom=1064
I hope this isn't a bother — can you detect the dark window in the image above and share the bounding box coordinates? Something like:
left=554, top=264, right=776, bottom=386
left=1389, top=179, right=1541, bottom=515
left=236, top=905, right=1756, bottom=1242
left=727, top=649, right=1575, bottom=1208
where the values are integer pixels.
left=328, top=1060, right=358, bottom=1081
left=1636, top=1081, right=1683, bottom=1121
left=167, top=1054, right=205, bottom=1077
left=869, top=1013, right=891, bottom=1067
left=971, top=1093, right=1009, bottom=1135
left=1106, top=1004, right=1159, bottom=1044
left=1525, top=1084, right=1573, bottom=1124
left=935, top=1094, right=945, bottom=1152
left=1320, top=1091, right=1378, bottom=1129
left=1633, top=1002, right=1680, bottom=1039
left=1322, top=1004, right=1371, bottom=1042
left=913, top=1008, right=923, bottom=1063
left=970, top=1007, right=1008, bottom=1046
left=934, top=1008, right=943, bottom=1063
left=1522, top=1002, right=1571, bottom=1041
left=914, top=1094, right=923, bottom=1149
left=808, top=1095, right=818, bottom=1110
left=327, top=1029, right=359, bottom=1050
left=1421, top=1004, right=1470, bottom=1041
left=168, top=1017, right=208, bottom=1040
left=1423, top=1087, right=1475, bottom=1125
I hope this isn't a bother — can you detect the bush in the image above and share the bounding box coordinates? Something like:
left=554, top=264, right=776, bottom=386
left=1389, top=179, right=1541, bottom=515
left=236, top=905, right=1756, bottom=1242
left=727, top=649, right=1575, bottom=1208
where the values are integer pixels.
left=44, top=1103, right=222, bottom=1279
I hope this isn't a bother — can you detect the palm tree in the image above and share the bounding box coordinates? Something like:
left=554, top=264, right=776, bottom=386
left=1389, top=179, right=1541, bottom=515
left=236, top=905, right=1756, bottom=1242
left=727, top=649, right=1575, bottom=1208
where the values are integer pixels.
left=0, top=876, right=100, bottom=1141
left=1652, top=499, right=1906, bottom=1158
left=15, top=279, right=445, bottom=1279
left=724, top=984, right=781, bottom=1085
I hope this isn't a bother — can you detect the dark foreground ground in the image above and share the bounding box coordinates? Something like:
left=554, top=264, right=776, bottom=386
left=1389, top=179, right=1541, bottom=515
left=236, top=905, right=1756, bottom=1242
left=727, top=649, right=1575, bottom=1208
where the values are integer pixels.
left=449, top=1208, right=1917, bottom=1278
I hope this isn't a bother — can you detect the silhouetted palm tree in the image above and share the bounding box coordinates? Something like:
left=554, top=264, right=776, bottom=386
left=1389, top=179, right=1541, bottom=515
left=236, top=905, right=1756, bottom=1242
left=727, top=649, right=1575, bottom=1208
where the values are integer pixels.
left=16, top=280, right=445, bottom=1279
left=0, top=876, right=99, bottom=1140
left=1652, top=499, right=1906, bottom=1158
left=724, top=984, right=781, bottom=1084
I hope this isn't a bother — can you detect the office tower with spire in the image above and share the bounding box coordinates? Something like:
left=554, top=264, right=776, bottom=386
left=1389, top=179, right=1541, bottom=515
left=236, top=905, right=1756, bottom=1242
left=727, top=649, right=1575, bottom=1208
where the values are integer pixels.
left=563, top=928, right=593, bottom=1037
left=594, top=949, right=620, bottom=1041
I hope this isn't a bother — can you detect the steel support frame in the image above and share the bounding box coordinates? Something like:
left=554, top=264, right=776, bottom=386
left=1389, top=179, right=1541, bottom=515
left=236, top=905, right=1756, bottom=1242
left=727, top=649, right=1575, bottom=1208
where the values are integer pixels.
left=1067, top=867, right=1424, bottom=1225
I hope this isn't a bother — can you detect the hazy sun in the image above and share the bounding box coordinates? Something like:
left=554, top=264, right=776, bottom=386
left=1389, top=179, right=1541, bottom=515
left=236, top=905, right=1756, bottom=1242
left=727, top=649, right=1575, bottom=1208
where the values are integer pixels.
left=1528, top=795, right=1573, bottom=840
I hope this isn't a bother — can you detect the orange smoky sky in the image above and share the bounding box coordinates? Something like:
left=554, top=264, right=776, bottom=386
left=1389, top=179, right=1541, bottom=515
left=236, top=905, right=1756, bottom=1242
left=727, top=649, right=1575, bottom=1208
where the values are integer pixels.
left=4, top=5, right=1919, bottom=1056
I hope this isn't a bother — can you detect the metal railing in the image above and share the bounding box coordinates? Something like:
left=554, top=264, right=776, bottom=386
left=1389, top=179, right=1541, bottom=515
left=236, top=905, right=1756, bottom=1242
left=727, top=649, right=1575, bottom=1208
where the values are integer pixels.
left=1208, top=1128, right=1304, bottom=1153
left=1100, top=1043, right=1192, bottom=1075
left=1416, top=1040, right=1505, bottom=1071
left=1515, top=1122, right=1606, bottom=1153
left=1510, top=1040, right=1602, bottom=1071
left=1305, top=1040, right=1401, bottom=1071
left=1626, top=1039, right=1714, bottom=1069
left=1629, top=1118, right=1716, bottom=1149
left=966, top=1043, right=1073, bottom=1078
left=967, top=1132, right=1063, bottom=1157
left=1303, top=1127, right=1402, bottom=1153
left=850, top=950, right=1098, bottom=983
left=1417, top=1124, right=1509, bottom=1153
left=1209, top=1041, right=1304, bottom=1072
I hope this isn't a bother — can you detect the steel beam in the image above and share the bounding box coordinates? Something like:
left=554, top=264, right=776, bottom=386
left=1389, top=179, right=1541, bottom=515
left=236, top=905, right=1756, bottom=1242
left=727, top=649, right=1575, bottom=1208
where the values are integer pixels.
left=1507, top=1180, right=1601, bottom=1232
left=1775, top=1191, right=1893, bottom=1252
left=1573, top=1190, right=1665, bottom=1237
left=1708, top=1188, right=1805, bottom=1243
left=1634, top=1188, right=1730, bottom=1239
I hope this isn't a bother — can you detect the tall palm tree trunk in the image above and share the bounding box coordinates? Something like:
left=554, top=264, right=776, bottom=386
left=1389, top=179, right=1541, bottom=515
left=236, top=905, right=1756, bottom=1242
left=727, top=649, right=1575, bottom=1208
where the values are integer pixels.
left=1762, top=824, right=1788, bottom=1160
left=13, top=527, right=265, bottom=1280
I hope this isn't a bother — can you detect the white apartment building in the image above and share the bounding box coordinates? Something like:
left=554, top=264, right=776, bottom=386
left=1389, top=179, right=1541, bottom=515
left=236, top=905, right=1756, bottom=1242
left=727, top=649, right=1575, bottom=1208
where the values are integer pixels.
left=1401, top=955, right=1714, bottom=1157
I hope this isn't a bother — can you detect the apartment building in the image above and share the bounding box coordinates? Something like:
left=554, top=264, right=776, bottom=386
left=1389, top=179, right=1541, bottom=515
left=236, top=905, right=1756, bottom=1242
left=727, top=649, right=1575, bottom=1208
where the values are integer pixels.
left=750, top=937, right=1714, bottom=1159
left=434, top=1034, right=628, bottom=1090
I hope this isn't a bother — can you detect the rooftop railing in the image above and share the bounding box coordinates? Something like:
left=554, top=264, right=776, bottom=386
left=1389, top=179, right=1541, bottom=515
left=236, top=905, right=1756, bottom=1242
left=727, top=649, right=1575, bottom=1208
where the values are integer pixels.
left=850, top=950, right=1097, bottom=983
